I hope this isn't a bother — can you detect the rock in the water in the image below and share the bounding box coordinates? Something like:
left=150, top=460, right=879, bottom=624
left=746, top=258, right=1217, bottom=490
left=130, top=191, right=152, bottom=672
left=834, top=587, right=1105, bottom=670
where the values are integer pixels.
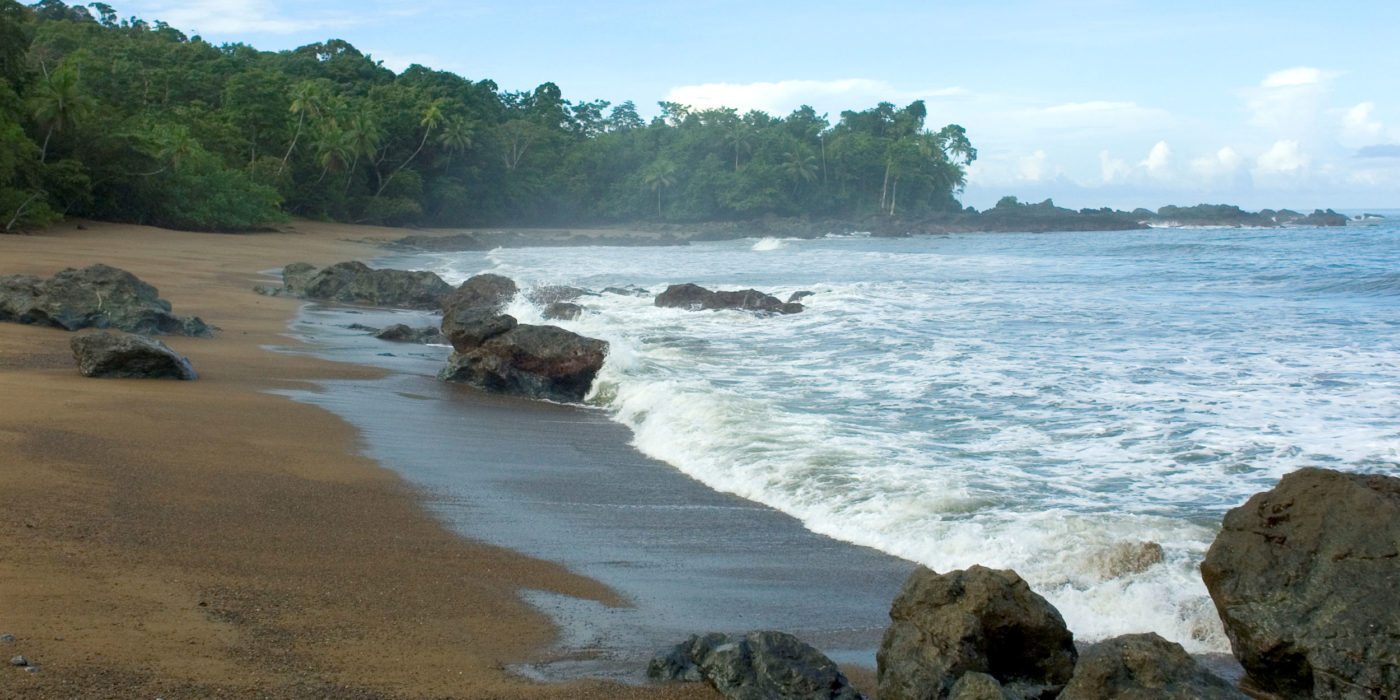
left=373, top=324, right=443, bottom=344
left=1092, top=541, right=1165, bottom=579
left=0, top=264, right=211, bottom=336
left=439, top=324, right=606, bottom=403
left=655, top=283, right=803, bottom=314
left=281, top=262, right=318, bottom=293
left=71, top=332, right=197, bottom=380
left=602, top=285, right=650, bottom=296
left=542, top=302, right=583, bottom=321
left=1200, top=467, right=1400, bottom=699
left=949, top=672, right=1009, bottom=700
left=441, top=308, right=517, bottom=351
left=442, top=273, right=517, bottom=313
left=647, top=630, right=864, bottom=700
left=876, top=565, right=1077, bottom=700
left=297, top=261, right=452, bottom=309
left=1059, top=633, right=1245, bottom=699
left=527, top=285, right=593, bottom=305
left=788, top=290, right=816, bottom=303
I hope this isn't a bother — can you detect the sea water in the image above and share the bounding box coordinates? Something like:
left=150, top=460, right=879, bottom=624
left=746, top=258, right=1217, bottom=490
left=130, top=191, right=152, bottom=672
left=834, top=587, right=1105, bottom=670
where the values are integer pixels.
left=389, top=219, right=1400, bottom=654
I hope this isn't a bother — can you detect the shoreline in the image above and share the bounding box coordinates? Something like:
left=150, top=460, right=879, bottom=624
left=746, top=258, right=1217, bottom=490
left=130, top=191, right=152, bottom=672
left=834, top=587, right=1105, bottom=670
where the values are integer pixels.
left=0, top=220, right=713, bottom=698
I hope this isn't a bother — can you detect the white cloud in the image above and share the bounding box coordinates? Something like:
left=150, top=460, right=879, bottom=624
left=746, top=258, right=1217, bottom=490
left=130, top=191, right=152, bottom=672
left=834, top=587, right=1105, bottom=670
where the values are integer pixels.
left=1246, top=66, right=1332, bottom=141
left=127, top=0, right=356, bottom=35
left=1141, top=141, right=1173, bottom=177
left=664, top=79, right=965, bottom=115
left=1019, top=150, right=1049, bottom=181
left=1340, top=102, right=1385, bottom=147
left=1191, top=147, right=1243, bottom=179
left=1255, top=140, right=1309, bottom=175
left=1260, top=67, right=1324, bottom=88
left=1099, top=150, right=1130, bottom=184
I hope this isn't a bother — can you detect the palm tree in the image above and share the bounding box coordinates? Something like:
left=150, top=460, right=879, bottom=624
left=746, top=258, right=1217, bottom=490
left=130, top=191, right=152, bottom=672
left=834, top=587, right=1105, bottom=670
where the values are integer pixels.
left=157, top=126, right=198, bottom=170
left=723, top=123, right=752, bottom=171
left=437, top=115, right=475, bottom=161
left=376, top=98, right=445, bottom=196
left=641, top=159, right=676, bottom=217
left=29, top=65, right=93, bottom=163
left=279, top=80, right=326, bottom=175
left=782, top=148, right=818, bottom=195
left=313, top=123, right=355, bottom=184
left=343, top=109, right=382, bottom=193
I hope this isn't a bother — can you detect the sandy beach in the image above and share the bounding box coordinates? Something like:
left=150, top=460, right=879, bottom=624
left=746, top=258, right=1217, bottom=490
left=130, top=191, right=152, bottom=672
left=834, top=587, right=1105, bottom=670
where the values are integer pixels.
left=0, top=220, right=715, bottom=698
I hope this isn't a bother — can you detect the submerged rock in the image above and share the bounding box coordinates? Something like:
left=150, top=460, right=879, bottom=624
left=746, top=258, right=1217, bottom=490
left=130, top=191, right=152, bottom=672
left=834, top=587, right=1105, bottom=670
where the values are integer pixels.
left=0, top=264, right=211, bottom=336
left=442, top=273, right=517, bottom=313
left=877, top=565, right=1076, bottom=700
left=438, top=324, right=607, bottom=403
left=648, top=630, right=864, bottom=700
left=373, top=324, right=442, bottom=344
left=70, top=331, right=197, bottom=380
left=526, top=285, right=594, bottom=305
left=1200, top=467, right=1400, bottom=699
left=788, top=290, right=816, bottom=303
left=298, top=261, right=452, bottom=309
left=1059, top=633, right=1244, bottom=699
left=542, top=301, right=583, bottom=321
left=1092, top=540, right=1165, bottom=579
left=655, top=283, right=803, bottom=314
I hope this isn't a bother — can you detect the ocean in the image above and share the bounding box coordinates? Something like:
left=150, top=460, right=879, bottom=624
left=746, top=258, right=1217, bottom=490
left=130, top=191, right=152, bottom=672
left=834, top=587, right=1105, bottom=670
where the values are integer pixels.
left=286, top=217, right=1400, bottom=673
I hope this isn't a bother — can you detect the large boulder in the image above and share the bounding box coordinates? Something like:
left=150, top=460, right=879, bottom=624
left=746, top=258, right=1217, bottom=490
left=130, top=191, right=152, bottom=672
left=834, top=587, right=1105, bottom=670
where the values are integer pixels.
left=648, top=630, right=864, bottom=700
left=1059, top=633, right=1245, bottom=699
left=281, top=262, right=319, bottom=294
left=441, top=308, right=517, bottom=351
left=373, top=324, right=442, bottom=344
left=438, top=324, right=606, bottom=403
left=876, top=566, right=1077, bottom=700
left=1200, top=467, right=1400, bottom=699
left=298, top=261, right=452, bottom=309
left=70, top=331, right=197, bottom=380
left=442, top=273, right=517, bottom=313
left=655, top=283, right=803, bottom=314
left=0, top=264, right=211, bottom=336
left=542, top=301, right=583, bottom=321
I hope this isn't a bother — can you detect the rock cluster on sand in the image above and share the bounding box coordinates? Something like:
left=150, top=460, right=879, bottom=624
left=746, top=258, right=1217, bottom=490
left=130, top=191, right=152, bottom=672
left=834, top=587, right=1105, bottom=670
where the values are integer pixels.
left=437, top=274, right=607, bottom=403
left=649, top=630, right=864, bottom=700
left=0, top=264, right=211, bottom=336
left=373, top=324, right=442, bottom=344
left=654, top=283, right=804, bottom=314
left=70, top=331, right=198, bottom=380
left=289, top=261, right=453, bottom=310
left=1201, top=467, right=1400, bottom=699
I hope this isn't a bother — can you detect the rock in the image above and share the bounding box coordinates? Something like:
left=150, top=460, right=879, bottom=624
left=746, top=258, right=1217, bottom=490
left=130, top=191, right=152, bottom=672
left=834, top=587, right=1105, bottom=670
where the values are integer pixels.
left=0, top=634, right=14, bottom=643
left=298, top=261, right=452, bottom=309
left=1092, top=541, right=1165, bottom=579
left=788, top=290, right=816, bottom=303
left=0, top=264, right=211, bottom=336
left=70, top=332, right=197, bottom=380
left=542, top=302, right=583, bottom=321
left=948, top=672, right=1009, bottom=699
left=441, top=308, right=517, bottom=351
left=389, top=233, right=491, bottom=252
left=876, top=565, right=1076, bottom=700
left=1059, top=633, right=1245, bottom=699
left=281, top=262, right=318, bottom=293
left=373, top=324, right=442, bottom=344
left=654, top=283, right=803, bottom=314
left=9, top=655, right=27, bottom=667
left=527, top=285, right=593, bottom=305
left=441, top=273, right=517, bottom=313
left=439, top=324, right=607, bottom=403
left=345, top=323, right=379, bottom=332
left=647, top=630, right=864, bottom=700
left=252, top=285, right=284, bottom=297
left=1200, top=467, right=1400, bottom=699
left=602, top=286, right=650, bottom=296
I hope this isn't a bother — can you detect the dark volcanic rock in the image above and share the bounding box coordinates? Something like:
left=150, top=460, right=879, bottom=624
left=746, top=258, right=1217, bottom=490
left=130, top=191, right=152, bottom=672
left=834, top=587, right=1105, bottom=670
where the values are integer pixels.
left=299, top=261, right=452, bottom=309
left=648, top=630, right=864, bottom=700
left=526, top=285, right=594, bottom=305
left=655, top=283, right=803, bottom=314
left=1059, top=633, right=1245, bottom=699
left=1200, top=467, right=1400, bottom=699
left=877, top=565, right=1076, bottom=700
left=281, top=262, right=318, bottom=293
left=0, top=264, right=211, bottom=336
left=441, top=308, right=517, bottom=351
left=373, top=324, right=443, bottom=344
left=442, top=273, right=518, bottom=313
left=602, top=285, right=650, bottom=297
left=70, top=331, right=197, bottom=380
left=542, top=302, right=583, bottom=321
left=788, top=290, right=816, bottom=303
left=438, top=324, right=607, bottom=403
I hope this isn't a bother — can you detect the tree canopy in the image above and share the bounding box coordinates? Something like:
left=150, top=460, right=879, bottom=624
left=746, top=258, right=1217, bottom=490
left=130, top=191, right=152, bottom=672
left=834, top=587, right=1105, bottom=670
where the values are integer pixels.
left=0, top=0, right=977, bottom=232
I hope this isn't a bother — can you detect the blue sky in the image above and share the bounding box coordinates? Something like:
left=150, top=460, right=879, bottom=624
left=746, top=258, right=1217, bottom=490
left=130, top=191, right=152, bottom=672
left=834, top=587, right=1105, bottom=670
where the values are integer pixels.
left=113, top=0, right=1400, bottom=209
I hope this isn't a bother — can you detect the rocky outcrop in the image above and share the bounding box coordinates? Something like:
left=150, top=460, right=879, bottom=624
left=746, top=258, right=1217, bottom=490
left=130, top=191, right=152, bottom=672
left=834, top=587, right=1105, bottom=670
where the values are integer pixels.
left=1200, top=467, right=1400, bottom=699
left=654, top=283, right=803, bottom=314
left=526, top=285, right=593, bottom=305
left=297, top=261, right=452, bottom=309
left=1059, top=633, right=1244, bottom=699
left=542, top=302, right=583, bottom=321
left=281, top=262, right=318, bottom=294
left=70, top=331, right=197, bottom=380
left=876, top=565, right=1077, bottom=700
left=0, top=264, right=211, bottom=336
left=788, top=290, right=816, bottom=303
left=442, top=308, right=518, bottom=350
left=648, top=630, right=864, bottom=700
left=438, top=324, right=607, bottom=403
left=602, top=286, right=650, bottom=297
left=442, top=273, right=517, bottom=313
left=373, top=324, right=442, bottom=344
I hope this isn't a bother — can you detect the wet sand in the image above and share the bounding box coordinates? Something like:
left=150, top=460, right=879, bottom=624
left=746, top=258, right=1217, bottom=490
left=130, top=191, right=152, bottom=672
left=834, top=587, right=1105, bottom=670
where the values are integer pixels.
left=0, top=221, right=714, bottom=698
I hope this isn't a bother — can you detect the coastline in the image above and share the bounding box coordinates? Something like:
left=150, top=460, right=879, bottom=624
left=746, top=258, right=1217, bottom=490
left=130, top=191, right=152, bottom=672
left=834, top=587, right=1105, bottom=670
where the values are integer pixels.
left=0, top=220, right=713, bottom=698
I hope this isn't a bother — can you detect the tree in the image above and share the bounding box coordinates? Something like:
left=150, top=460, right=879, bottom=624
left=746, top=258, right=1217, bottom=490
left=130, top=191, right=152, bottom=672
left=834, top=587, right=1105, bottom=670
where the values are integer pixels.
left=375, top=97, right=444, bottom=196
left=28, top=63, right=92, bottom=163
left=641, top=159, right=676, bottom=216
left=782, top=148, right=817, bottom=195
left=437, top=114, right=474, bottom=159
left=278, top=79, right=327, bottom=175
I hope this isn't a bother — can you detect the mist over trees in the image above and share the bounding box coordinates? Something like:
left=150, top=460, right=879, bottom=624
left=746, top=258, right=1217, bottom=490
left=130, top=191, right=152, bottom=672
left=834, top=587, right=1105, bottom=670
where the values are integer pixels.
left=0, top=0, right=977, bottom=232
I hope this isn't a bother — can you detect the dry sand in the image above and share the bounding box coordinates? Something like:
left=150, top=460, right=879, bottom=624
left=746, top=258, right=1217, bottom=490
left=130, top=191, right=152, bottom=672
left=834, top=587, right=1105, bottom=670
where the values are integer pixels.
left=0, top=220, right=713, bottom=698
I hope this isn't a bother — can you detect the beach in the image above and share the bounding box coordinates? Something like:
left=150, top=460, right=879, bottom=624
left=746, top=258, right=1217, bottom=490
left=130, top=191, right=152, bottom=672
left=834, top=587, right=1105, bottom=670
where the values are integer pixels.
left=0, top=220, right=721, bottom=698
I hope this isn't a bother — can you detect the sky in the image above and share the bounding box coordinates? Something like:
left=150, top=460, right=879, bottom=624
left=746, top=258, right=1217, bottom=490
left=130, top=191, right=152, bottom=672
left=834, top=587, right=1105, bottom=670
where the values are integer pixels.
left=111, top=0, right=1400, bottom=210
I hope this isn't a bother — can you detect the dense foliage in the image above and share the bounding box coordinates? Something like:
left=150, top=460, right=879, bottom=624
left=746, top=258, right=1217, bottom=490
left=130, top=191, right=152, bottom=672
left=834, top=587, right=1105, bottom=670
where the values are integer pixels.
left=0, top=1, right=976, bottom=232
